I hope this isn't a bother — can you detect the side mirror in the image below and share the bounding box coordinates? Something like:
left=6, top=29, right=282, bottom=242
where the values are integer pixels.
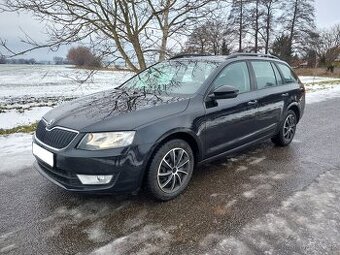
left=209, top=85, right=239, bottom=100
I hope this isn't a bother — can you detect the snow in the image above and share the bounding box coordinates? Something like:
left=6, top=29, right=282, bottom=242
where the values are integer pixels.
left=0, top=133, right=34, bottom=176
left=306, top=85, right=340, bottom=104
left=0, top=64, right=131, bottom=99
left=0, top=64, right=132, bottom=129
left=242, top=184, right=272, bottom=199
left=0, top=244, right=17, bottom=253
left=90, top=225, right=173, bottom=255
left=201, top=169, right=340, bottom=255
left=0, top=107, right=52, bottom=129
left=300, top=76, right=340, bottom=103
left=247, top=156, right=266, bottom=165
left=83, top=222, right=112, bottom=243
left=299, top=76, right=340, bottom=84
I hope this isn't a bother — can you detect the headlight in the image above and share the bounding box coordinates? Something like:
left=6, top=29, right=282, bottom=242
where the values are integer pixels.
left=77, top=131, right=135, bottom=150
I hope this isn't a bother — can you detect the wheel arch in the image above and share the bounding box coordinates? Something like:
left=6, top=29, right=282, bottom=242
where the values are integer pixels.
left=139, top=129, right=202, bottom=188
left=287, top=103, right=301, bottom=123
left=150, top=129, right=202, bottom=164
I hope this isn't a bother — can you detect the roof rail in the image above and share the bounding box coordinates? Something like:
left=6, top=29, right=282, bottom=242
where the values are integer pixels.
left=226, top=53, right=280, bottom=60
left=169, top=53, right=211, bottom=60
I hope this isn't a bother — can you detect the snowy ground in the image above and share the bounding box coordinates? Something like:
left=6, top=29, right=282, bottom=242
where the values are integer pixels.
left=0, top=65, right=132, bottom=129
left=0, top=133, right=33, bottom=176
left=201, top=169, right=340, bottom=255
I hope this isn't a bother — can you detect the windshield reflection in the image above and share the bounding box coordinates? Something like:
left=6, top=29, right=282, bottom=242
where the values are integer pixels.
left=120, top=60, right=219, bottom=96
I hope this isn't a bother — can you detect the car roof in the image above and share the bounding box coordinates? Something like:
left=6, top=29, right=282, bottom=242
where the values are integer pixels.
left=170, top=53, right=288, bottom=65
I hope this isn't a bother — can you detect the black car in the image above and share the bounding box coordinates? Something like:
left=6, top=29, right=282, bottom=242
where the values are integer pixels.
left=32, top=53, right=305, bottom=201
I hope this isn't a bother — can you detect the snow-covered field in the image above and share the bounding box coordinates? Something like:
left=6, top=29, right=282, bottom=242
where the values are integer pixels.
left=0, top=64, right=132, bottom=129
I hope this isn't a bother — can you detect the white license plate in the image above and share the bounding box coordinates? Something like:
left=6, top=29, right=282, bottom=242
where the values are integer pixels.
left=32, top=143, right=54, bottom=167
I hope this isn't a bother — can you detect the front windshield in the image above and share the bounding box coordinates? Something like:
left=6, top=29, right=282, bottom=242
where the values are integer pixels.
left=121, top=60, right=220, bottom=95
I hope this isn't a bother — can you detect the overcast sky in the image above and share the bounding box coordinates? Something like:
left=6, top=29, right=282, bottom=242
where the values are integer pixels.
left=0, top=0, right=339, bottom=61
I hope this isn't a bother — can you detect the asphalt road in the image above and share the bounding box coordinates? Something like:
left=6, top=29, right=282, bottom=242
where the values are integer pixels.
left=1, top=97, right=340, bottom=255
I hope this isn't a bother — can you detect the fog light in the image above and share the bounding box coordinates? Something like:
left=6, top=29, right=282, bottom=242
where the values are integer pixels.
left=77, top=174, right=113, bottom=185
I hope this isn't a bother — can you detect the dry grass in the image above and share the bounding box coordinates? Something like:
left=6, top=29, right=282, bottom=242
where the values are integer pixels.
left=295, top=68, right=340, bottom=78
left=0, top=122, right=37, bottom=135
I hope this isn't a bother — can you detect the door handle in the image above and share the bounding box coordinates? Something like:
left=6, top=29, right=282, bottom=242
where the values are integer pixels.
left=247, top=100, right=258, bottom=105
left=281, top=93, right=289, bottom=97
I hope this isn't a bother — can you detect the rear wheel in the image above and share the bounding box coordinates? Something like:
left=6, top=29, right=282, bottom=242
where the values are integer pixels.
left=272, top=110, right=297, bottom=146
left=146, top=139, right=194, bottom=201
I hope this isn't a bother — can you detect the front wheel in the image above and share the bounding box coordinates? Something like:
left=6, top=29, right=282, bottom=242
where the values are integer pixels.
left=146, top=139, right=194, bottom=201
left=272, top=110, right=297, bottom=146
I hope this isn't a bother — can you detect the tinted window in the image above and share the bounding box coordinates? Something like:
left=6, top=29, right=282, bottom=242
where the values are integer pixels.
left=277, top=63, right=298, bottom=84
left=212, top=62, right=251, bottom=93
left=251, top=61, right=277, bottom=89
left=272, top=63, right=283, bottom=85
left=122, top=60, right=219, bottom=95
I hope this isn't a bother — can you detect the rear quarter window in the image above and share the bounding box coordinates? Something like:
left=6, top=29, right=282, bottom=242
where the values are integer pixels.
left=276, top=63, right=298, bottom=84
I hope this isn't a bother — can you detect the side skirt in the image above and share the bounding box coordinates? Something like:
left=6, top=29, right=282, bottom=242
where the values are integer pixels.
left=198, top=133, right=273, bottom=166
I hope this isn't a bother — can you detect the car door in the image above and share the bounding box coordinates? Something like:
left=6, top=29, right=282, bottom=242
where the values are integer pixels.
left=203, top=61, right=260, bottom=158
left=275, top=62, right=304, bottom=113
left=248, top=60, right=286, bottom=138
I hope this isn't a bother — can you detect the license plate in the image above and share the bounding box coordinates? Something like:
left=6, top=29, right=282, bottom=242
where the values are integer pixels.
left=32, top=143, right=54, bottom=167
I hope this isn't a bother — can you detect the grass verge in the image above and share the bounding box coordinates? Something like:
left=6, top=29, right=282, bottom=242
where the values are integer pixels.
left=295, top=67, right=340, bottom=78
left=0, top=122, right=37, bottom=136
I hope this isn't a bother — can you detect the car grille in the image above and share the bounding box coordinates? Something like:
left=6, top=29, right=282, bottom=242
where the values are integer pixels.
left=35, top=120, right=78, bottom=149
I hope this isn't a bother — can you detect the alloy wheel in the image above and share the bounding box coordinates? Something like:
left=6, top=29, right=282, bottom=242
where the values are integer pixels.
left=283, top=114, right=296, bottom=141
left=157, top=148, right=190, bottom=193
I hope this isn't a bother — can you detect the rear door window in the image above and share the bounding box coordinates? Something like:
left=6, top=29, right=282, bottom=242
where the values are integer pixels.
left=276, top=63, right=298, bottom=84
left=211, top=61, right=251, bottom=93
left=251, top=61, right=277, bottom=89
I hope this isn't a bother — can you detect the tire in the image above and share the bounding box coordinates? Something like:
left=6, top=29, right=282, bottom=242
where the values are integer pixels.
left=271, top=110, right=297, bottom=147
left=146, top=139, right=194, bottom=201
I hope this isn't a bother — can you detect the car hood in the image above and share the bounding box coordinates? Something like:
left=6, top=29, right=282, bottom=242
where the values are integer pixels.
left=43, top=88, right=189, bottom=132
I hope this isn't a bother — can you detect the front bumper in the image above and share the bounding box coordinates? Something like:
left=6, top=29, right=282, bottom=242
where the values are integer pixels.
left=32, top=135, right=151, bottom=193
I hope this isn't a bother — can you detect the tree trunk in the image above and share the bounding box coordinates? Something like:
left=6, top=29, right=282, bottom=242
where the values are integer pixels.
left=159, top=5, right=170, bottom=61
left=255, top=0, right=259, bottom=53
left=265, top=6, right=271, bottom=54
left=131, top=36, right=147, bottom=70
left=288, top=0, right=298, bottom=60
left=239, top=0, right=243, bottom=52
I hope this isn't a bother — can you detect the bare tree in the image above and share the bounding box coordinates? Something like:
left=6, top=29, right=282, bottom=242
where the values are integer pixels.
left=0, top=0, right=218, bottom=72
left=185, top=26, right=209, bottom=54
left=0, top=54, right=6, bottom=64
left=281, top=0, right=316, bottom=59
left=312, top=25, right=340, bottom=67
left=245, top=0, right=262, bottom=52
left=228, top=0, right=251, bottom=52
left=184, top=20, right=228, bottom=55
left=146, top=0, right=216, bottom=61
left=260, top=0, right=280, bottom=54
